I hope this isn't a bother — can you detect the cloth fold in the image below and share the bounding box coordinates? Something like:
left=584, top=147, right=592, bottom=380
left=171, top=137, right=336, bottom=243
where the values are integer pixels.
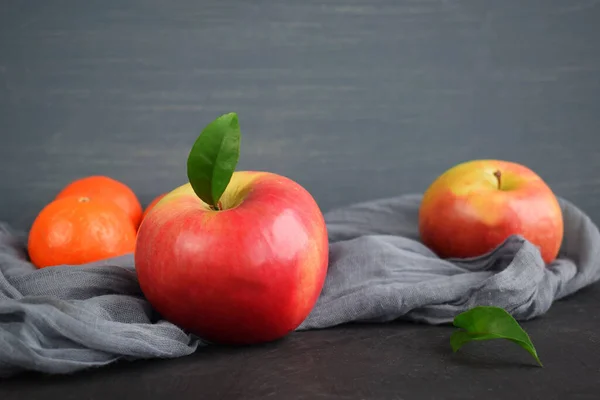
left=1, top=194, right=599, bottom=377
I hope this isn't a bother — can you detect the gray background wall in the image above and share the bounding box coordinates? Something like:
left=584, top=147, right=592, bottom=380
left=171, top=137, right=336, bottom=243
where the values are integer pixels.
left=1, top=0, right=599, bottom=230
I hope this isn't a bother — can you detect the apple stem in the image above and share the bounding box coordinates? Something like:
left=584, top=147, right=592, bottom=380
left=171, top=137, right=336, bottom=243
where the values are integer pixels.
left=493, top=170, right=502, bottom=190
left=210, top=201, right=223, bottom=211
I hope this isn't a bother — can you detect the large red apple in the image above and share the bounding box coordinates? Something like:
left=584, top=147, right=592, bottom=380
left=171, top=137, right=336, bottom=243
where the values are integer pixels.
left=135, top=113, right=329, bottom=345
left=418, top=159, right=563, bottom=264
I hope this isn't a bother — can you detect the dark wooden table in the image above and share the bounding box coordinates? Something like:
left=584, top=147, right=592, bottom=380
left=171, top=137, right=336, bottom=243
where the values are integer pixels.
left=1, top=1, right=599, bottom=399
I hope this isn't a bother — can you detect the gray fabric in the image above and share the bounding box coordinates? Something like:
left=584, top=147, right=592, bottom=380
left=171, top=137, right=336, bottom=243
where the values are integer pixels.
left=1, top=194, right=599, bottom=377
left=298, top=195, right=600, bottom=328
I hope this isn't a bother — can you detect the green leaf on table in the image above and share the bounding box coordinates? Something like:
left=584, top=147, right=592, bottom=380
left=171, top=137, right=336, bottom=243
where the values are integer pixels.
left=186, top=112, right=241, bottom=208
left=450, top=306, right=543, bottom=367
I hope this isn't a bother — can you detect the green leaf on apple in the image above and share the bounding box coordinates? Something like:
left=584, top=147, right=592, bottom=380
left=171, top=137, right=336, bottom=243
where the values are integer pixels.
left=450, top=306, right=543, bottom=367
left=187, top=112, right=241, bottom=209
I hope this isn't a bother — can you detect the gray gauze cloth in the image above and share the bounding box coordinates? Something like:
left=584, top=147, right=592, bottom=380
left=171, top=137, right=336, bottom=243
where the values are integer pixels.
left=1, top=194, right=600, bottom=377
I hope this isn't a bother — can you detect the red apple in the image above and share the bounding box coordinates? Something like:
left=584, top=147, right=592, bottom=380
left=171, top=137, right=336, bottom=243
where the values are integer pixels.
left=418, top=159, right=563, bottom=264
left=135, top=170, right=329, bottom=345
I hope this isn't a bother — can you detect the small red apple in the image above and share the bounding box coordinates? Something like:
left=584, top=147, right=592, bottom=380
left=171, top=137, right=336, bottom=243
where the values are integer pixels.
left=418, top=159, right=564, bottom=264
left=135, top=113, right=329, bottom=345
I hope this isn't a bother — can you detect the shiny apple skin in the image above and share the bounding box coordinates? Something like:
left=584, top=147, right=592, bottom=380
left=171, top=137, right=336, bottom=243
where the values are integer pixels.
left=419, top=160, right=564, bottom=264
left=134, top=171, right=329, bottom=345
